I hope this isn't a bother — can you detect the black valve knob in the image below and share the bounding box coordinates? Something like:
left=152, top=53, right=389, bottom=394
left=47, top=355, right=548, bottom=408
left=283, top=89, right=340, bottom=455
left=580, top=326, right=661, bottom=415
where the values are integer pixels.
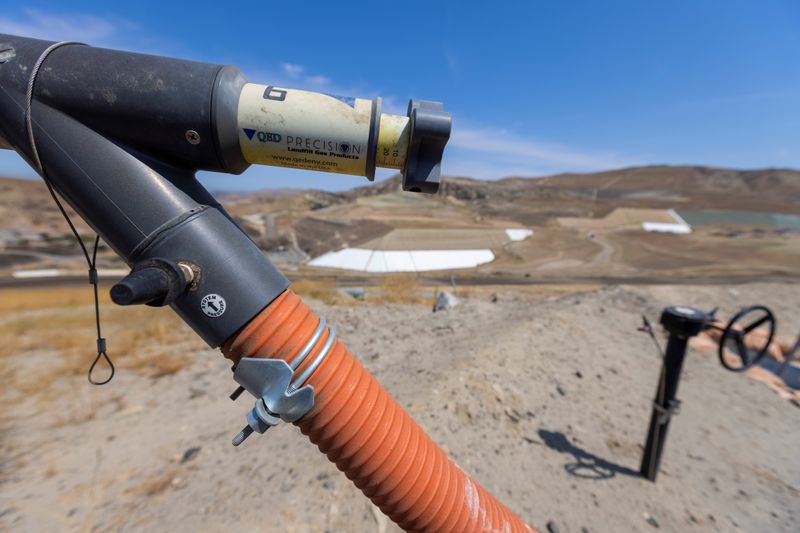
left=110, top=258, right=188, bottom=307
left=402, top=100, right=452, bottom=194
left=659, top=306, right=710, bottom=338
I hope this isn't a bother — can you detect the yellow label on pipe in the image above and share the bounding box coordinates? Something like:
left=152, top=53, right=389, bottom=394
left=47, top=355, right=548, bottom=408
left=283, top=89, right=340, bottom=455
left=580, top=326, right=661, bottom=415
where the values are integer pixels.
left=238, top=83, right=374, bottom=176
left=376, top=114, right=410, bottom=170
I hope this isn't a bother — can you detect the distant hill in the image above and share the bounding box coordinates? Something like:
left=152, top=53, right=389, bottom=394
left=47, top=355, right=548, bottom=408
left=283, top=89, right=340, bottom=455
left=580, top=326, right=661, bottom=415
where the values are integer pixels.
left=2, top=165, right=799, bottom=258
left=219, top=166, right=800, bottom=281
left=313, top=165, right=799, bottom=208
left=432, top=166, right=800, bottom=225
left=512, top=166, right=800, bottom=208
left=0, top=175, right=89, bottom=237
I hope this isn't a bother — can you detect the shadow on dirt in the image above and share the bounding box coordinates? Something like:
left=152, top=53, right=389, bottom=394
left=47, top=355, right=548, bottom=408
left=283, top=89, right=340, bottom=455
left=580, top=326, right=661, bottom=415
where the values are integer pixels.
left=538, top=429, right=641, bottom=480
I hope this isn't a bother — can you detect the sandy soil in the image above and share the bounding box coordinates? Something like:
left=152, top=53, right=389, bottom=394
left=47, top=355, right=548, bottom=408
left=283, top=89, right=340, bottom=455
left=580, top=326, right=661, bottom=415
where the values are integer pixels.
left=1, top=282, right=798, bottom=532
left=558, top=208, right=678, bottom=228
left=486, top=228, right=800, bottom=282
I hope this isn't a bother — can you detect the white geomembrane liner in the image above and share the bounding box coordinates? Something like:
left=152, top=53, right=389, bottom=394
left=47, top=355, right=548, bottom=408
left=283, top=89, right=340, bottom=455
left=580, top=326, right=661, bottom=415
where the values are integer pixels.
left=11, top=268, right=130, bottom=278
left=12, top=269, right=61, bottom=278
left=641, top=209, right=692, bottom=234
left=308, top=248, right=495, bottom=272
left=505, top=228, right=534, bottom=241
left=641, top=222, right=692, bottom=234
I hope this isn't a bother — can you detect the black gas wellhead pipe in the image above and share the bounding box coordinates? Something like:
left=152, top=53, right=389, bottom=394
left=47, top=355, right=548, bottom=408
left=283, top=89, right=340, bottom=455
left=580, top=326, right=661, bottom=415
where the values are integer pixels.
left=639, top=306, right=710, bottom=481
left=0, top=34, right=449, bottom=346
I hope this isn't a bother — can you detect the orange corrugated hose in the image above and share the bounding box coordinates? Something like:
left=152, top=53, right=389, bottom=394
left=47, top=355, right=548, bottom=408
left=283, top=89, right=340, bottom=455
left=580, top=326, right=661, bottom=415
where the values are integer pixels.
left=223, top=289, right=535, bottom=533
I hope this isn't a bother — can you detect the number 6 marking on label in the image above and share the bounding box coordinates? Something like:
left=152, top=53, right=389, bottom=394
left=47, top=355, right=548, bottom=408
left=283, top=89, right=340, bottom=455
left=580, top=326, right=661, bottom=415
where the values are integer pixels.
left=263, top=85, right=287, bottom=101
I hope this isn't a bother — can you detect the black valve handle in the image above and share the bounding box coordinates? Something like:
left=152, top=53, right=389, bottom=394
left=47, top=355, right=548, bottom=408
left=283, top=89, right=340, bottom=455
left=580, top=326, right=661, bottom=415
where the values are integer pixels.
left=718, top=305, right=776, bottom=372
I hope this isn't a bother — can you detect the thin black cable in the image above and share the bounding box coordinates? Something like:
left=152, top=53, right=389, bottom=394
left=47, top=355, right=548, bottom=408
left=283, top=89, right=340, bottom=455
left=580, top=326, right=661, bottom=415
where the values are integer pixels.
left=88, top=235, right=114, bottom=385
left=640, top=315, right=665, bottom=358
left=92, top=236, right=101, bottom=338
left=24, top=41, right=114, bottom=385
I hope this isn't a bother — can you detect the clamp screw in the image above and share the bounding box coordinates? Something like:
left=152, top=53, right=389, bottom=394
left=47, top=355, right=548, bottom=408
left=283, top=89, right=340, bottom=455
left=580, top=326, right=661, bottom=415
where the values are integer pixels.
left=232, top=425, right=255, bottom=446
left=185, top=130, right=201, bottom=145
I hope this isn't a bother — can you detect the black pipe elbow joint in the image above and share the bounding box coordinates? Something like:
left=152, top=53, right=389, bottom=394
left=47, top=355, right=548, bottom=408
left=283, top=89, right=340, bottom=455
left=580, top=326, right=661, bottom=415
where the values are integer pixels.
left=0, top=34, right=289, bottom=346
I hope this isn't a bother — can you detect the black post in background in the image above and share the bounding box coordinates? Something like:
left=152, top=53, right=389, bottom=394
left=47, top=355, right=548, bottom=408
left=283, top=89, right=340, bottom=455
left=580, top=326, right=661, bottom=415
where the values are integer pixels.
left=640, top=306, right=709, bottom=481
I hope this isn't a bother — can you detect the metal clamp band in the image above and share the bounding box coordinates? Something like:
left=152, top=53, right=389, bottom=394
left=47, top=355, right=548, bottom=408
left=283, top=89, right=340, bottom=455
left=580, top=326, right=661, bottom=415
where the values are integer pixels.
left=230, top=315, right=338, bottom=446
left=289, top=317, right=327, bottom=371
left=653, top=399, right=681, bottom=424
left=290, top=325, right=336, bottom=391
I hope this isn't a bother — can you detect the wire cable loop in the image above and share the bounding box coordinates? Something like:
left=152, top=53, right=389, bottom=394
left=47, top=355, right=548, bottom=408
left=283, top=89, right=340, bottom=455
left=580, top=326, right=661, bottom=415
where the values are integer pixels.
left=24, top=41, right=115, bottom=385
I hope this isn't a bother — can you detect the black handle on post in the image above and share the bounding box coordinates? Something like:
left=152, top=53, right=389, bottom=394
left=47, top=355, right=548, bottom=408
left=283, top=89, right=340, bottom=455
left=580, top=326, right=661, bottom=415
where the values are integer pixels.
left=639, top=306, right=709, bottom=481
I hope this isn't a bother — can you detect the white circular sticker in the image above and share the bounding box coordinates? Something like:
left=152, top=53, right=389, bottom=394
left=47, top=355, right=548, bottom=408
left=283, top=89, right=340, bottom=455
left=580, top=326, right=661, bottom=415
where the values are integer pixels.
left=200, top=294, right=226, bottom=318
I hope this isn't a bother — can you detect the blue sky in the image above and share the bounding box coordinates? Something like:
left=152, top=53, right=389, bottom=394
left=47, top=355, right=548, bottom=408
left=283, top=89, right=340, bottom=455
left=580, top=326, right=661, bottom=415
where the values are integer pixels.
left=1, top=1, right=799, bottom=191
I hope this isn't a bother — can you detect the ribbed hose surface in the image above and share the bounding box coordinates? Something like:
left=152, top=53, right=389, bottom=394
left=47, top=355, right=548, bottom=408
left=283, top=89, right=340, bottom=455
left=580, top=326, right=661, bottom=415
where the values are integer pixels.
left=223, top=290, right=534, bottom=533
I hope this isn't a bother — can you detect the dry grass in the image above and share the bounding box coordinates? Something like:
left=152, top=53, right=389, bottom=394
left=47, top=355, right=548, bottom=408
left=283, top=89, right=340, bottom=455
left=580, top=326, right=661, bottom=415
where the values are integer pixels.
left=129, top=466, right=182, bottom=497
left=291, top=276, right=432, bottom=305
left=0, top=286, right=113, bottom=313
left=291, top=279, right=353, bottom=306
left=0, top=287, right=203, bottom=399
left=373, top=274, right=428, bottom=304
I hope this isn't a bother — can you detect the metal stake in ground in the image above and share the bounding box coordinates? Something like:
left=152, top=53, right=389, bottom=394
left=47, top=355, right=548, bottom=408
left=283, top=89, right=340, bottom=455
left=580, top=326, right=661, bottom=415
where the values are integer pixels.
left=639, top=305, right=710, bottom=482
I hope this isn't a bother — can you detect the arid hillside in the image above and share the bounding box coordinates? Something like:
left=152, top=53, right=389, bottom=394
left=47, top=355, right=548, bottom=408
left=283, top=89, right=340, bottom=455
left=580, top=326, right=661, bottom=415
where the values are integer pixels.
left=1, top=165, right=799, bottom=283
left=1, top=171, right=798, bottom=533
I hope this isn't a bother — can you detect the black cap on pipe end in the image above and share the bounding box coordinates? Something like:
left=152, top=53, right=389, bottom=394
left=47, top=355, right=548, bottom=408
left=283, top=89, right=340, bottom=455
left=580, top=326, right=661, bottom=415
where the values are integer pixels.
left=402, top=100, right=451, bottom=194
left=110, top=258, right=187, bottom=307
left=110, top=268, right=170, bottom=306
left=660, top=306, right=710, bottom=338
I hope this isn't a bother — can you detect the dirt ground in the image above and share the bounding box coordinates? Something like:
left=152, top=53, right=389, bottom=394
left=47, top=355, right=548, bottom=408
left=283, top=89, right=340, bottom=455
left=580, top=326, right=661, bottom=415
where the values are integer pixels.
left=1, top=282, right=798, bottom=533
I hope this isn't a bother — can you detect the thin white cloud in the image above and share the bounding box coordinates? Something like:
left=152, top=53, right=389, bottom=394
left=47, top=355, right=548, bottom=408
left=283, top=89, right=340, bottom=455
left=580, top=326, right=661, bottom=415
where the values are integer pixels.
left=281, top=63, right=305, bottom=78
left=0, top=9, right=132, bottom=46
left=442, top=154, right=548, bottom=180
left=0, top=8, right=176, bottom=56
left=278, top=63, right=335, bottom=90
left=380, top=96, right=406, bottom=115
left=249, top=65, right=408, bottom=115
left=245, top=63, right=372, bottom=100
left=446, top=123, right=639, bottom=178
left=304, top=74, right=332, bottom=89
left=443, top=46, right=460, bottom=80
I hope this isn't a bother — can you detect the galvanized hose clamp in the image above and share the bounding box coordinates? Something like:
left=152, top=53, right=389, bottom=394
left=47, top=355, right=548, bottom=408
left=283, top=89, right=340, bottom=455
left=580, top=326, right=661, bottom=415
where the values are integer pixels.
left=230, top=317, right=337, bottom=446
